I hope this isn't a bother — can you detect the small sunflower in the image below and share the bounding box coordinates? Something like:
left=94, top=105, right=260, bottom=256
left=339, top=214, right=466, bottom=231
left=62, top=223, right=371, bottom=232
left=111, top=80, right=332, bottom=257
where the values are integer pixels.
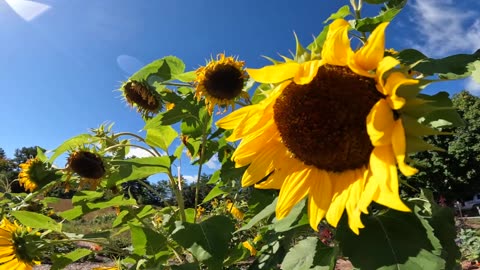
left=242, top=241, right=257, bottom=256
left=217, top=19, right=426, bottom=234
left=226, top=200, right=244, bottom=220
left=194, top=53, right=249, bottom=114
left=18, top=158, right=57, bottom=192
left=66, top=150, right=106, bottom=190
left=0, top=218, right=41, bottom=270
left=121, top=80, right=162, bottom=117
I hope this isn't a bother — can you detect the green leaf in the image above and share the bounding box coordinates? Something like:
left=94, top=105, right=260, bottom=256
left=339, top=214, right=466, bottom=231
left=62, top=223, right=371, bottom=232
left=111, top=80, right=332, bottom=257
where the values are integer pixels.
left=130, top=223, right=168, bottom=256
left=307, top=26, right=329, bottom=54
left=273, top=199, right=306, bottom=232
left=237, top=198, right=277, bottom=232
left=36, top=147, right=47, bottom=162
left=51, top=249, right=92, bottom=270
left=281, top=237, right=336, bottom=270
left=171, top=263, right=200, bottom=270
left=174, top=71, right=196, bottom=82
left=49, top=134, right=99, bottom=162
left=185, top=208, right=196, bottom=223
left=130, top=56, right=186, bottom=83
left=202, top=184, right=227, bottom=203
left=355, top=7, right=402, bottom=32
left=337, top=210, right=445, bottom=270
left=398, top=49, right=480, bottom=78
left=323, top=5, right=351, bottom=23
left=60, top=195, right=137, bottom=220
left=172, top=215, right=234, bottom=268
left=145, top=125, right=178, bottom=151
left=11, top=211, right=62, bottom=231
left=107, top=156, right=171, bottom=187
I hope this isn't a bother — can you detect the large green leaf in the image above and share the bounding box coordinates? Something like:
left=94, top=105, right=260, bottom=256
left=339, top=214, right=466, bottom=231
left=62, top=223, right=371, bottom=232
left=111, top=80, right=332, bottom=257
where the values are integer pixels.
left=202, top=184, right=227, bottom=203
left=130, top=223, right=168, bottom=256
left=237, top=197, right=277, bottom=232
left=397, top=49, right=480, bottom=79
left=11, top=211, right=62, bottom=231
left=272, top=199, right=306, bottom=232
left=172, top=215, right=234, bottom=268
left=411, top=190, right=461, bottom=270
left=106, top=156, right=171, bottom=187
left=355, top=7, right=402, bottom=32
left=130, top=56, right=186, bottom=82
left=49, top=134, right=99, bottom=162
left=59, top=195, right=137, bottom=220
left=281, top=237, right=336, bottom=270
left=145, top=125, right=178, bottom=152
left=337, top=209, right=445, bottom=270
left=51, top=249, right=92, bottom=270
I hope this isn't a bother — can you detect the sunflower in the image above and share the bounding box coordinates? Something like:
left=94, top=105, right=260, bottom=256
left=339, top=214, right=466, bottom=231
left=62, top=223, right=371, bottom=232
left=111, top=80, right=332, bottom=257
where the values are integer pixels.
left=0, top=218, right=40, bottom=270
left=18, top=158, right=57, bottom=192
left=66, top=150, right=106, bottom=190
left=216, top=19, right=422, bottom=234
left=242, top=241, right=257, bottom=256
left=194, top=53, right=249, bottom=114
left=121, top=80, right=162, bottom=117
left=226, top=200, right=244, bottom=220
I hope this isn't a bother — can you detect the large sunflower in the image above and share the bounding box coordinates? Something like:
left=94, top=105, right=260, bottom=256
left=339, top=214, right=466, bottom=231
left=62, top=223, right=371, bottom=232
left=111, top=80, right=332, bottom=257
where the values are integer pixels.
left=194, top=53, right=249, bottom=114
left=66, top=150, right=106, bottom=190
left=121, top=80, right=163, bottom=118
left=217, top=19, right=420, bottom=234
left=0, top=218, right=40, bottom=270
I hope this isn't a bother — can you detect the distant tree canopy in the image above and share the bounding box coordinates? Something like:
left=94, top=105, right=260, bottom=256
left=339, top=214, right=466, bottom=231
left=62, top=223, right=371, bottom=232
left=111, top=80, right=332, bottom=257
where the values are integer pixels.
left=403, top=90, right=480, bottom=201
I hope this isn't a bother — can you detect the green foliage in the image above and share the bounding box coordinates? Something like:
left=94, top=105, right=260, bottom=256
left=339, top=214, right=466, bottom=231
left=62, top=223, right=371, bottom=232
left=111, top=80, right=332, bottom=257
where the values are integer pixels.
left=457, top=228, right=480, bottom=261
left=281, top=237, right=337, bottom=270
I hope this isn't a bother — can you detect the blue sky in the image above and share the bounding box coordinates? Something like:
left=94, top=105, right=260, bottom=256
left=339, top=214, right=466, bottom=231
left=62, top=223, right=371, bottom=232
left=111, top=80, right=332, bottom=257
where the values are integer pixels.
left=1, top=0, right=479, bottom=182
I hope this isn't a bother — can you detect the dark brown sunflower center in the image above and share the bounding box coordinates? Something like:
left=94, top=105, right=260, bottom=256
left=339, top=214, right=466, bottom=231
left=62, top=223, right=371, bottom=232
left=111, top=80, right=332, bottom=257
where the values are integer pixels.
left=203, top=64, right=244, bottom=100
left=69, top=151, right=105, bottom=179
left=124, top=81, right=160, bottom=111
left=273, top=65, right=383, bottom=172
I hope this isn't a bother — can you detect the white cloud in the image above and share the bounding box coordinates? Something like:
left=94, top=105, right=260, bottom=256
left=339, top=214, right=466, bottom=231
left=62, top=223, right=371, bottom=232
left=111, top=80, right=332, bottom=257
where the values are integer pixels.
left=409, top=0, right=480, bottom=57
left=205, top=154, right=221, bottom=170
left=465, top=77, right=480, bottom=95
left=5, top=0, right=51, bottom=21
left=183, top=175, right=198, bottom=184
left=126, top=147, right=154, bottom=158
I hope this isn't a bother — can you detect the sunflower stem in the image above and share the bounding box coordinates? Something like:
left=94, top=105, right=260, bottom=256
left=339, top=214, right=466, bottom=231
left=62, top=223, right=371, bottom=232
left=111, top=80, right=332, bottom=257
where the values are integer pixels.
left=160, top=82, right=194, bottom=87
left=352, top=0, right=367, bottom=42
left=193, top=116, right=210, bottom=223
left=167, top=170, right=187, bottom=222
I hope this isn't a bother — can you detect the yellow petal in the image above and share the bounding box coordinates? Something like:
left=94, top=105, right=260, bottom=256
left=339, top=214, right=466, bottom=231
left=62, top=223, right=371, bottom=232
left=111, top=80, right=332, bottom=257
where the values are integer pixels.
left=307, top=170, right=332, bottom=231
left=233, top=127, right=277, bottom=167
left=392, top=119, right=418, bottom=176
left=366, top=99, right=395, bottom=146
left=276, top=167, right=312, bottom=219
left=216, top=105, right=254, bottom=131
left=241, top=144, right=282, bottom=187
left=375, top=56, right=399, bottom=91
left=293, top=60, right=324, bottom=85
left=349, top=22, right=389, bottom=77
left=369, top=146, right=410, bottom=212
left=383, top=72, right=417, bottom=110
left=345, top=170, right=366, bottom=234
left=226, top=108, right=273, bottom=141
left=247, top=63, right=299, bottom=83
left=322, top=19, right=351, bottom=66
left=325, top=171, right=355, bottom=227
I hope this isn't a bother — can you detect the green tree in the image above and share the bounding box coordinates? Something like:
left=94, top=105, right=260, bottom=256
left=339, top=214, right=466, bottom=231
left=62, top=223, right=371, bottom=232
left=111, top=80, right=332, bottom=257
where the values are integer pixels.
left=404, top=90, right=480, bottom=201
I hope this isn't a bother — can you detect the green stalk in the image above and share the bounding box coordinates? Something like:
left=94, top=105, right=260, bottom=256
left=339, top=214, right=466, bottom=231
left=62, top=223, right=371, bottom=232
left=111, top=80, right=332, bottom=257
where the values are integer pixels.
left=193, top=114, right=210, bottom=223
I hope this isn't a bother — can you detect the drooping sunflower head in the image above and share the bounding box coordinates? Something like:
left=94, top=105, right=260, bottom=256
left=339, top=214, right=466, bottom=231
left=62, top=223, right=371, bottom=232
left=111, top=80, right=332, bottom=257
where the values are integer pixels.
left=217, top=19, right=438, bottom=234
left=194, top=53, right=249, bottom=114
left=121, top=80, right=162, bottom=117
left=18, top=158, right=57, bottom=193
left=66, top=150, right=106, bottom=190
left=0, top=218, right=41, bottom=269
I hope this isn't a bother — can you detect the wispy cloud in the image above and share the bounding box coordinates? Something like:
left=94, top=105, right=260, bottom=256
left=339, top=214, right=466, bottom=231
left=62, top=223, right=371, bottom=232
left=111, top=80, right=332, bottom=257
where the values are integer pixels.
left=465, top=77, right=480, bottom=95
left=126, top=147, right=154, bottom=158
left=5, top=0, right=51, bottom=21
left=409, top=0, right=480, bottom=57
left=183, top=175, right=198, bottom=184
left=205, top=154, right=221, bottom=170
